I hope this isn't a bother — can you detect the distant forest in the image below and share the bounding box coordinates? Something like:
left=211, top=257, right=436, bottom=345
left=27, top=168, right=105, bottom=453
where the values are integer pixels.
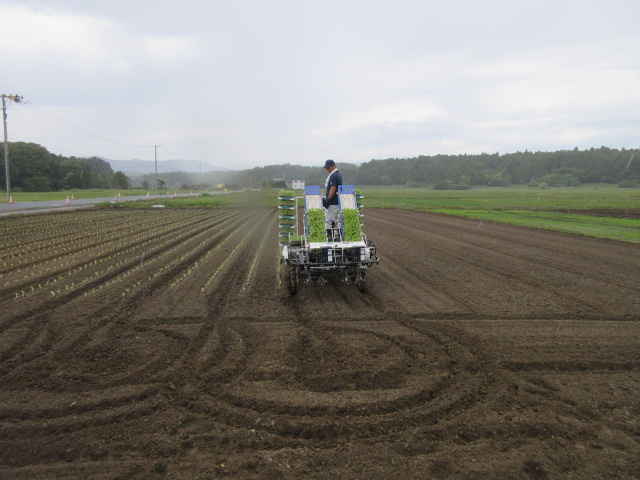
left=212, top=146, right=640, bottom=190
left=2, top=142, right=639, bottom=192
left=0, top=142, right=130, bottom=192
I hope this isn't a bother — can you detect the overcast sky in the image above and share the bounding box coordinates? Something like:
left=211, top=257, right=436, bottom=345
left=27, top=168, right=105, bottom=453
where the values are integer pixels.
left=2, top=0, right=639, bottom=169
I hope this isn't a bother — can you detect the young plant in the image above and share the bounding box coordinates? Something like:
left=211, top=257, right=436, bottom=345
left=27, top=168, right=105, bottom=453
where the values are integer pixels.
left=341, top=208, right=362, bottom=241
left=307, top=209, right=325, bottom=242
left=278, top=190, right=296, bottom=209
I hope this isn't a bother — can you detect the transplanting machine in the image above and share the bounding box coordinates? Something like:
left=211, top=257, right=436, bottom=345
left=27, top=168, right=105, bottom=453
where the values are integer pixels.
left=278, top=185, right=379, bottom=293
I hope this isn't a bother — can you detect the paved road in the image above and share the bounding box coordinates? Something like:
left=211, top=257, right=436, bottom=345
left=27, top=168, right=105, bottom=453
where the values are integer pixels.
left=0, top=193, right=201, bottom=216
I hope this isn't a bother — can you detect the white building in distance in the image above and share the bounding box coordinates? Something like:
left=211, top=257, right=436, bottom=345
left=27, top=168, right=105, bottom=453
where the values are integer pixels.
left=292, top=180, right=305, bottom=190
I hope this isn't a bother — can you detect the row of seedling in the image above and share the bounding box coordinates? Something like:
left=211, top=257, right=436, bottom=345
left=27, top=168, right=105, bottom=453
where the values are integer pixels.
left=1, top=209, right=213, bottom=265
left=14, top=210, right=240, bottom=300
left=168, top=210, right=259, bottom=289
left=7, top=210, right=233, bottom=295
left=241, top=214, right=277, bottom=292
left=201, top=212, right=266, bottom=292
left=0, top=209, right=144, bottom=255
left=121, top=210, right=255, bottom=297
left=0, top=208, right=215, bottom=261
left=89, top=210, right=249, bottom=298
left=1, top=209, right=215, bottom=264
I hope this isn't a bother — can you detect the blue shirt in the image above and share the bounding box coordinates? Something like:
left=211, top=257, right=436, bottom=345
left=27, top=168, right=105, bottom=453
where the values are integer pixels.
left=326, top=170, right=342, bottom=205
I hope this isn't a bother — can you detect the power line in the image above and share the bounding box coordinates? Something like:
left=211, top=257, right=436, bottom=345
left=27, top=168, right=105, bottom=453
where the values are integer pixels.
left=44, top=145, right=96, bottom=157
left=159, top=145, right=185, bottom=160
left=19, top=99, right=154, bottom=148
left=9, top=132, right=93, bottom=157
left=8, top=132, right=104, bottom=158
left=12, top=98, right=194, bottom=172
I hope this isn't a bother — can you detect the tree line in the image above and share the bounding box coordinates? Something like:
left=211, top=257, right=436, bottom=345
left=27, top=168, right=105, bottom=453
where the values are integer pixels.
left=2, top=142, right=638, bottom=192
left=215, top=146, right=639, bottom=189
left=0, top=142, right=130, bottom=192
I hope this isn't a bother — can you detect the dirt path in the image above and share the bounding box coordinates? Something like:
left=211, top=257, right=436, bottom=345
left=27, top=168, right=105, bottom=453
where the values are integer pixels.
left=0, top=208, right=638, bottom=479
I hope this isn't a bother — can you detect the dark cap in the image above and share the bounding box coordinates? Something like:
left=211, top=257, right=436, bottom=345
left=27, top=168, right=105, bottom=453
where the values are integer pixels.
left=323, top=159, right=336, bottom=169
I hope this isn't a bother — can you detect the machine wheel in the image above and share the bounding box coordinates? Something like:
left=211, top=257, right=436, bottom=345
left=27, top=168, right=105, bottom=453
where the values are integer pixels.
left=286, top=265, right=298, bottom=295
left=281, top=263, right=297, bottom=295
left=356, top=273, right=366, bottom=292
left=346, top=267, right=358, bottom=283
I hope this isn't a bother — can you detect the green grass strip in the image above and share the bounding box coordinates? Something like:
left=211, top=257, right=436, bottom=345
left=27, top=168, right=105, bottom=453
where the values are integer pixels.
left=364, top=186, right=640, bottom=211
left=430, top=209, right=640, bottom=244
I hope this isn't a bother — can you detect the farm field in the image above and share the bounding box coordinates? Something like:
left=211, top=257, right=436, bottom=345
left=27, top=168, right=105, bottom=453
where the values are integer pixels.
left=363, top=185, right=640, bottom=211
left=365, top=186, right=640, bottom=243
left=0, top=206, right=639, bottom=479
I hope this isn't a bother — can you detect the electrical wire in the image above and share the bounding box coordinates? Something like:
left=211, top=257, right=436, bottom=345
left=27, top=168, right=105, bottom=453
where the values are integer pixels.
left=44, top=145, right=96, bottom=157
left=159, top=145, right=185, bottom=160
left=7, top=133, right=95, bottom=158
left=14, top=98, right=192, bottom=163
left=19, top=99, right=154, bottom=148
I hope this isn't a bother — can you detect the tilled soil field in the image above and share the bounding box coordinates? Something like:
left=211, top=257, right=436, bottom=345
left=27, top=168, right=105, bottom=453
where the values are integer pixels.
left=0, top=207, right=638, bottom=479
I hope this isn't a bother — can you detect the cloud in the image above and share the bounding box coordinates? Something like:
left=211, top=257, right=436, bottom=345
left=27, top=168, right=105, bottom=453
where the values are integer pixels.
left=141, top=36, right=201, bottom=64
left=314, top=99, right=445, bottom=136
left=4, top=6, right=107, bottom=56
left=2, top=4, right=201, bottom=103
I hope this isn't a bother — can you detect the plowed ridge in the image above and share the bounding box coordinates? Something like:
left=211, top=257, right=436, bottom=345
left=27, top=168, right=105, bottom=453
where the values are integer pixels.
left=0, top=207, right=638, bottom=479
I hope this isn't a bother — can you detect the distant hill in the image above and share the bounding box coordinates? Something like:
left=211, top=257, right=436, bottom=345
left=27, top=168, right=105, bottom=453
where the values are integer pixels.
left=105, top=158, right=228, bottom=176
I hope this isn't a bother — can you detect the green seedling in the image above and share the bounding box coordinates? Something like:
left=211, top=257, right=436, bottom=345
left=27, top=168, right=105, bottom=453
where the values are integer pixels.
left=307, top=209, right=326, bottom=242
left=342, top=208, right=362, bottom=241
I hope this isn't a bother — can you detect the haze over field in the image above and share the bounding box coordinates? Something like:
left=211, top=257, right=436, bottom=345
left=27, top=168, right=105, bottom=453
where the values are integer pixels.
left=2, top=0, right=639, bottom=168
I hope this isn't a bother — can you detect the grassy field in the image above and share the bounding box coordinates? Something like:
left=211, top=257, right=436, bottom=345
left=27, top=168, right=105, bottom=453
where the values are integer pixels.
left=118, top=190, right=275, bottom=208
left=362, top=185, right=640, bottom=211
left=1, top=189, right=196, bottom=202
left=363, top=185, right=640, bottom=244
left=428, top=209, right=639, bottom=243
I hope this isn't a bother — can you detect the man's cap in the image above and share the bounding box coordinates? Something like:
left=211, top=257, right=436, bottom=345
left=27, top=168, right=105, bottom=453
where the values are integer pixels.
left=323, top=159, right=336, bottom=169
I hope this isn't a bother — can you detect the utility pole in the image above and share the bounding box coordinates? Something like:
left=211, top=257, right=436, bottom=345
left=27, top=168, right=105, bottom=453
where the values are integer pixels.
left=2, top=94, right=22, bottom=203
left=154, top=145, right=158, bottom=194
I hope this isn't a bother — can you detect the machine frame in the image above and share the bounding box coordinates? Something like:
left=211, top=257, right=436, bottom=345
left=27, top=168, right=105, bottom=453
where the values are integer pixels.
left=279, top=185, right=379, bottom=293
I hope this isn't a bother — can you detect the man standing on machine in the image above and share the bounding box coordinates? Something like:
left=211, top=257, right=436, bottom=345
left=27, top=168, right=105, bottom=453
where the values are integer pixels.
left=322, top=159, right=342, bottom=240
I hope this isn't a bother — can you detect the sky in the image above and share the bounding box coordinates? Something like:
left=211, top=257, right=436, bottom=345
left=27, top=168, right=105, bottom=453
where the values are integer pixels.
left=2, top=0, right=639, bottom=170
